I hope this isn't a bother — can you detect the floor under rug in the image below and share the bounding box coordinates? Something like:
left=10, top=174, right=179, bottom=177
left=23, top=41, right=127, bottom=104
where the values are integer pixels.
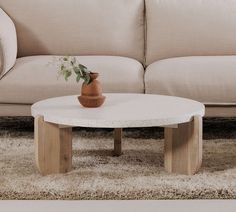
left=0, top=117, right=236, bottom=200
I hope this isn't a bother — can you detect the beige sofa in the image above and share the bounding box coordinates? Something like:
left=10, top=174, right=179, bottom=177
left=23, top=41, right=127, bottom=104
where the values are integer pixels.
left=0, top=0, right=236, bottom=117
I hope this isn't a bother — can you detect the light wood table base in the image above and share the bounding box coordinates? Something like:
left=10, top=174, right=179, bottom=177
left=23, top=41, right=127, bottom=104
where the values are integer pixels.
left=164, top=116, right=202, bottom=175
left=111, top=117, right=203, bottom=175
left=35, top=116, right=202, bottom=176
left=35, top=116, right=72, bottom=175
left=35, top=118, right=124, bottom=175
left=113, top=128, right=123, bottom=156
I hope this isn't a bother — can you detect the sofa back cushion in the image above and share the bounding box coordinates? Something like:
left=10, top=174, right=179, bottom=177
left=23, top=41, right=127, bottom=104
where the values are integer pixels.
left=0, top=0, right=144, bottom=62
left=146, top=0, right=236, bottom=65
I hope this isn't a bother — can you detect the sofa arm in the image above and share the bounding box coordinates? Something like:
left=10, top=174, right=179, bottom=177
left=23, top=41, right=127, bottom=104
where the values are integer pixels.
left=0, top=8, right=17, bottom=79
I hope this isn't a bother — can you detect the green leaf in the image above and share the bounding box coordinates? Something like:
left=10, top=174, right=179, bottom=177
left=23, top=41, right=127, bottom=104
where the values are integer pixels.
left=60, top=64, right=65, bottom=70
left=79, top=64, right=88, bottom=70
left=76, top=74, right=81, bottom=83
left=84, top=73, right=91, bottom=84
left=57, top=56, right=91, bottom=83
left=64, top=70, right=72, bottom=81
left=73, top=67, right=80, bottom=74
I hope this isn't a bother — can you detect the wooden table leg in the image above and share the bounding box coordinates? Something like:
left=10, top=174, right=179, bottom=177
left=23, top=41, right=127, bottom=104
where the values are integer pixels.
left=35, top=116, right=72, bottom=175
left=164, top=116, right=202, bottom=175
left=113, top=128, right=122, bottom=156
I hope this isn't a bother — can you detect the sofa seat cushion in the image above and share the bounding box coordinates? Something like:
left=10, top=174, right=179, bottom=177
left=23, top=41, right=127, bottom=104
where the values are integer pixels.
left=145, top=56, right=236, bottom=105
left=0, top=56, right=144, bottom=104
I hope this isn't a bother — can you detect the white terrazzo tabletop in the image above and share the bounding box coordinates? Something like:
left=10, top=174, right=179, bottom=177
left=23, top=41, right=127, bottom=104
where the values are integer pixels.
left=31, top=93, right=205, bottom=128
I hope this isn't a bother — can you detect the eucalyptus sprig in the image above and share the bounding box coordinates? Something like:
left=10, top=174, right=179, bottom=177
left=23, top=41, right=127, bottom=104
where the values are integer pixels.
left=58, top=56, right=91, bottom=84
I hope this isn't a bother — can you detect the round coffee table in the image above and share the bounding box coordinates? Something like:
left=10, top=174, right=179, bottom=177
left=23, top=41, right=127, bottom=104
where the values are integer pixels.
left=31, top=94, right=205, bottom=176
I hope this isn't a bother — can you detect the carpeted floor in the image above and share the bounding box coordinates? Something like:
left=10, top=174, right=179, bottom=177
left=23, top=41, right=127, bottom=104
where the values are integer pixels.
left=0, top=117, right=236, bottom=200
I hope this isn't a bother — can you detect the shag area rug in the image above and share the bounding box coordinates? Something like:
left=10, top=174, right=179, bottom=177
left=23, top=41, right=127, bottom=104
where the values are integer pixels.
left=0, top=117, right=236, bottom=200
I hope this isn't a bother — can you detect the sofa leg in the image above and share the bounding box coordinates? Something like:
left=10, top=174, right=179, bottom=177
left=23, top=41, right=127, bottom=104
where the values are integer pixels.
left=164, top=116, right=202, bottom=175
left=34, top=116, right=72, bottom=175
left=113, top=128, right=122, bottom=156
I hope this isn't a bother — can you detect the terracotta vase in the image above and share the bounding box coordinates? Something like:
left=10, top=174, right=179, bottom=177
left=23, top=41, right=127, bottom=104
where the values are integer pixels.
left=78, top=72, right=106, bottom=108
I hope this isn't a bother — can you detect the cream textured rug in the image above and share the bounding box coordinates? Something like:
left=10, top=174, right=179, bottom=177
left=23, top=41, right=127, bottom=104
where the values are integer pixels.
left=0, top=117, right=236, bottom=200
